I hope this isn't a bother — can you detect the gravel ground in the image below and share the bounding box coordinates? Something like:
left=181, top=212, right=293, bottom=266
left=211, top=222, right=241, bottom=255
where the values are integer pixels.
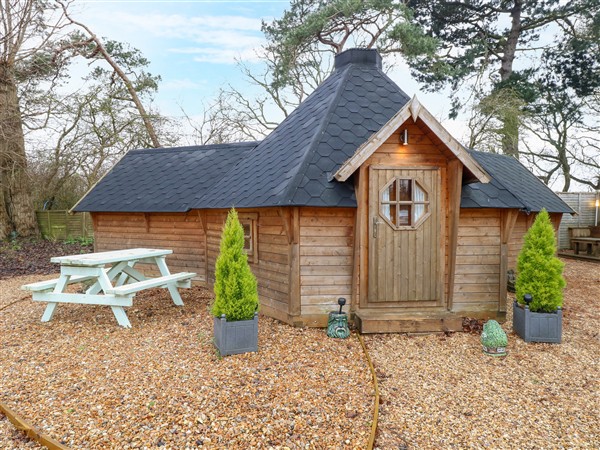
left=0, top=275, right=372, bottom=449
left=2, top=258, right=598, bottom=449
left=368, top=258, right=600, bottom=450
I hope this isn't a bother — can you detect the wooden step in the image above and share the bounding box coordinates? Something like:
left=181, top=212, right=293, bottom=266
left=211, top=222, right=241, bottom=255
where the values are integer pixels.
left=354, top=308, right=505, bottom=334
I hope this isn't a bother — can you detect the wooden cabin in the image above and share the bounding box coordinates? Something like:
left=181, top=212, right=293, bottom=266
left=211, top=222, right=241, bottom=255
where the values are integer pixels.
left=73, top=49, right=573, bottom=333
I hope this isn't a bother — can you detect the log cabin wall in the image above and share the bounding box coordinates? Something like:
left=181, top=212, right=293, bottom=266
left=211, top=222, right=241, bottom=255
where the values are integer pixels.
left=508, top=212, right=530, bottom=270
left=92, top=212, right=206, bottom=279
left=93, top=208, right=294, bottom=324
left=453, top=209, right=502, bottom=312
left=203, top=208, right=292, bottom=324
left=298, top=207, right=355, bottom=326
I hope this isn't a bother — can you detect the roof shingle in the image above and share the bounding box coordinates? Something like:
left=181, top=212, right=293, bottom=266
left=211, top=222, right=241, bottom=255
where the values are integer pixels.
left=73, top=49, right=572, bottom=216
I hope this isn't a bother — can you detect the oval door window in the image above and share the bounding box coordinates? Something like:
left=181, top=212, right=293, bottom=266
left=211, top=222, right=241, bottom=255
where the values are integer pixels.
left=380, top=178, right=430, bottom=229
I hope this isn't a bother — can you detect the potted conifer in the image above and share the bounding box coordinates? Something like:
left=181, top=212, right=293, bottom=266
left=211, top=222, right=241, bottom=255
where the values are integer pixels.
left=211, top=208, right=259, bottom=356
left=513, top=209, right=566, bottom=343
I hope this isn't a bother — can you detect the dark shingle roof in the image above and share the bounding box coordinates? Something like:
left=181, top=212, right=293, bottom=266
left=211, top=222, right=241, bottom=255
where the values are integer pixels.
left=461, top=150, right=573, bottom=213
left=73, top=49, right=571, bottom=216
left=199, top=49, right=410, bottom=208
left=75, top=48, right=410, bottom=212
left=73, top=142, right=257, bottom=212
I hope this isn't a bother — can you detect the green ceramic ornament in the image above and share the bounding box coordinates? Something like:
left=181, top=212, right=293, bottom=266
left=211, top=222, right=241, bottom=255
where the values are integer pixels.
left=481, top=320, right=508, bottom=357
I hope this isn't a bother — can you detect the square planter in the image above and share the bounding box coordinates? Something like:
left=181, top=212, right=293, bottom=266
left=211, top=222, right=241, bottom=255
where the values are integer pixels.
left=213, top=312, right=258, bottom=356
left=512, top=301, right=562, bottom=343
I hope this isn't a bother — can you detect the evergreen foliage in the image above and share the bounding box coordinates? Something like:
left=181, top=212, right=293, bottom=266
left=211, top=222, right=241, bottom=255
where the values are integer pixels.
left=516, top=209, right=566, bottom=313
left=211, top=208, right=259, bottom=321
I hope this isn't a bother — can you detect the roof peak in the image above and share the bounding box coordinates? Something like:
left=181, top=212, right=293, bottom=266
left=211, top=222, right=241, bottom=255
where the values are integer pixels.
left=335, top=48, right=382, bottom=70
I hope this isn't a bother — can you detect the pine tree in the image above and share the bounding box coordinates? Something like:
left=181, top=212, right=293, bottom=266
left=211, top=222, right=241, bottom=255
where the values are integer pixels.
left=516, top=209, right=566, bottom=313
left=211, top=208, right=259, bottom=321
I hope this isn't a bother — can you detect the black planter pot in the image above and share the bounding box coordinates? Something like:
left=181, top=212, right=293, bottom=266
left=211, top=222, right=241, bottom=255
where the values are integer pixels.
left=213, top=312, right=258, bottom=356
left=512, top=301, right=562, bottom=343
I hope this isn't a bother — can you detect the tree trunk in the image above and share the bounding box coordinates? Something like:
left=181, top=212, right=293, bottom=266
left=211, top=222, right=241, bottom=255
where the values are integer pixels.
left=0, top=62, right=39, bottom=239
left=498, top=0, right=523, bottom=158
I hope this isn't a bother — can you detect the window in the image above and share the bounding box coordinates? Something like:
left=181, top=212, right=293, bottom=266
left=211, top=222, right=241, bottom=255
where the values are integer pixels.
left=239, top=213, right=258, bottom=263
left=242, top=222, right=253, bottom=253
left=380, top=178, right=430, bottom=229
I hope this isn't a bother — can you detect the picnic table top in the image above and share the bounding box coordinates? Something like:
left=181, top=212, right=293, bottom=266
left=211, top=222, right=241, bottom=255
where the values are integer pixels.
left=51, top=248, right=172, bottom=266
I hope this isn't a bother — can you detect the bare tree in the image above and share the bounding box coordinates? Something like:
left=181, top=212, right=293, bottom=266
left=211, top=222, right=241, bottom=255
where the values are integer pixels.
left=57, top=0, right=162, bottom=148
left=185, top=47, right=328, bottom=144
left=0, top=0, right=70, bottom=238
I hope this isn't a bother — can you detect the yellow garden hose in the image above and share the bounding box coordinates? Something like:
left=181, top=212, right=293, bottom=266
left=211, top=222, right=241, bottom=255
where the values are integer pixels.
left=356, top=332, right=379, bottom=450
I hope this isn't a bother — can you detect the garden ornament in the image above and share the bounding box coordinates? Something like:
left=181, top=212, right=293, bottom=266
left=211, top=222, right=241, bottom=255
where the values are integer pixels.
left=327, top=298, right=350, bottom=339
left=480, top=320, right=508, bottom=357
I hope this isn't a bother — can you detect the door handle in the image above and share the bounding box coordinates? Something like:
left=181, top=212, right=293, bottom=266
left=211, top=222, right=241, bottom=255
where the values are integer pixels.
left=373, top=217, right=381, bottom=238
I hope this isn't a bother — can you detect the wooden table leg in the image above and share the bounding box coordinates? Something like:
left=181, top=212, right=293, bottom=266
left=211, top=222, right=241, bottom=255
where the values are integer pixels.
left=110, top=306, right=132, bottom=328
left=155, top=257, right=184, bottom=306
left=41, top=275, right=69, bottom=322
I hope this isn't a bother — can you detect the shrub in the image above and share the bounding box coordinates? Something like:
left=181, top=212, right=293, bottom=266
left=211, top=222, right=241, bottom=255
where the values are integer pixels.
left=516, top=209, right=566, bottom=312
left=211, top=208, right=259, bottom=321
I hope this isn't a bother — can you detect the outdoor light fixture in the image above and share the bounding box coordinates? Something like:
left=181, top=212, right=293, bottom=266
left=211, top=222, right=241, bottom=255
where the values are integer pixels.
left=400, top=129, right=408, bottom=145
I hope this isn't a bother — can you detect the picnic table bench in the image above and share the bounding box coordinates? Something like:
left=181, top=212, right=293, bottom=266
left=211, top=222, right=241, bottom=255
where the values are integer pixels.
left=570, top=237, right=600, bottom=257
left=21, top=248, right=196, bottom=328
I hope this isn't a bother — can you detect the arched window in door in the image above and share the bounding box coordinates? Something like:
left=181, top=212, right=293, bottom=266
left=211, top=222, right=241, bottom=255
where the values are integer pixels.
left=380, top=178, right=430, bottom=229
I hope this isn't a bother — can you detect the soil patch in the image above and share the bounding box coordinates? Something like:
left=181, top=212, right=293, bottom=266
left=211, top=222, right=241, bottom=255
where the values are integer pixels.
left=0, top=238, right=92, bottom=280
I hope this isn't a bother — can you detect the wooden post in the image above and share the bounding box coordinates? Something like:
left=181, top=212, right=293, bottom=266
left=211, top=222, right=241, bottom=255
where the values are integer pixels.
left=197, top=210, right=209, bottom=284
left=499, top=210, right=518, bottom=312
left=358, top=165, right=369, bottom=308
left=91, top=213, right=99, bottom=252
left=446, top=159, right=463, bottom=312
left=288, top=207, right=301, bottom=318
left=143, top=213, right=150, bottom=233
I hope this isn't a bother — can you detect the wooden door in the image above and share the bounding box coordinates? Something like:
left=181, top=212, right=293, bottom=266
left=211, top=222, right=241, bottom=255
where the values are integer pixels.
left=368, top=167, right=441, bottom=307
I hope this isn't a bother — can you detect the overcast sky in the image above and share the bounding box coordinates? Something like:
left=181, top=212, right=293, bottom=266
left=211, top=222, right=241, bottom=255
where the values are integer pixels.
left=71, top=0, right=463, bottom=133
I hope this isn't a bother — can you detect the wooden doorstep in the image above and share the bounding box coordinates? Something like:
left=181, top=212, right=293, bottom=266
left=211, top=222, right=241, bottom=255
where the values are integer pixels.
left=354, top=308, right=506, bottom=334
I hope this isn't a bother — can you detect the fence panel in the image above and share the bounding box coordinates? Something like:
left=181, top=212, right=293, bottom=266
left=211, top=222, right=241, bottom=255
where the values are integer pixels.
left=556, top=192, right=598, bottom=249
left=36, top=211, right=94, bottom=240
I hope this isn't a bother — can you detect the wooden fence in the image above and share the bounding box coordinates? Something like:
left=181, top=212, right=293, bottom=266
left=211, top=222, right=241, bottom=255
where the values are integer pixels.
left=36, top=210, right=94, bottom=240
left=556, top=192, right=599, bottom=249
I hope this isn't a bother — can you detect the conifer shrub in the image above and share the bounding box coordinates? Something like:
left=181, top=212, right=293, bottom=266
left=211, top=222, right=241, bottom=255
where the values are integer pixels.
left=211, top=208, right=259, bottom=321
left=515, top=209, right=566, bottom=313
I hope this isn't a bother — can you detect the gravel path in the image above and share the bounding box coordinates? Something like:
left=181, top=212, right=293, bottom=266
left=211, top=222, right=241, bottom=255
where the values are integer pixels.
left=2, top=258, right=598, bottom=449
left=0, top=275, right=372, bottom=449
left=368, top=258, right=600, bottom=450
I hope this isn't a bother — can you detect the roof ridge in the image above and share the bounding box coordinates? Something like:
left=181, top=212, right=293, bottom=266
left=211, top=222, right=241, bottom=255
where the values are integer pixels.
left=131, top=141, right=260, bottom=155
left=280, top=63, right=354, bottom=205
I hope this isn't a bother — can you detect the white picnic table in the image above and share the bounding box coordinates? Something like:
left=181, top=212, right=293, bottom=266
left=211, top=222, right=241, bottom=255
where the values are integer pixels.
left=21, top=248, right=196, bottom=328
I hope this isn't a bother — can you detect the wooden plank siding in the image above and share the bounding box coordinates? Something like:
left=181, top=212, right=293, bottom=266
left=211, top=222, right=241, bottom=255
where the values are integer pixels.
left=556, top=192, right=596, bottom=249
left=299, top=207, right=355, bottom=324
left=93, top=212, right=206, bottom=279
left=453, top=209, right=501, bottom=312
left=204, top=208, right=292, bottom=324
left=93, top=208, right=294, bottom=324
